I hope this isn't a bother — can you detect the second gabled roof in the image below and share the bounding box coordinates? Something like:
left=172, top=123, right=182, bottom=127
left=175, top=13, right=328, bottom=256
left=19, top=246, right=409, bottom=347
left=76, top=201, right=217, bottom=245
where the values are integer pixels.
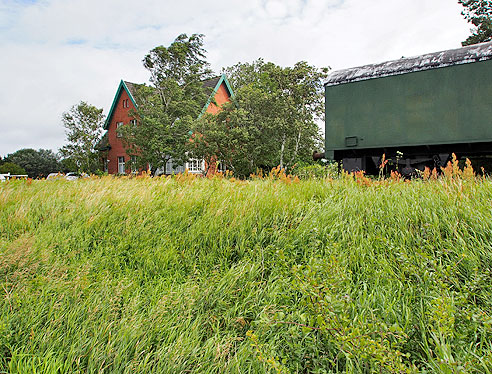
left=199, top=74, right=235, bottom=116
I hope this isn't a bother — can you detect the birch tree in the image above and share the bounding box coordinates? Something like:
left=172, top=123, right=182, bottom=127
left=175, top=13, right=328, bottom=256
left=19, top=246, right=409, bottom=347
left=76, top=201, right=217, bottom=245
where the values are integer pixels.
left=191, top=59, right=328, bottom=177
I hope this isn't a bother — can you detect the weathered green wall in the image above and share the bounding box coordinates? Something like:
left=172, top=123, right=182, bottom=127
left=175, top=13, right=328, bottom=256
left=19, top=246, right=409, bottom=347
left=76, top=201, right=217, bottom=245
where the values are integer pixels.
left=325, top=60, right=492, bottom=157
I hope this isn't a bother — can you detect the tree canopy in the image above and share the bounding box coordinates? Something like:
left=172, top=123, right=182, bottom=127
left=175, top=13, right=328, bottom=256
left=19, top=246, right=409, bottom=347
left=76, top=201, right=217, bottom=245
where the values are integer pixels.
left=191, top=59, right=329, bottom=177
left=120, top=34, right=214, bottom=173
left=459, top=0, right=492, bottom=45
left=60, top=101, right=105, bottom=173
left=4, top=148, right=61, bottom=178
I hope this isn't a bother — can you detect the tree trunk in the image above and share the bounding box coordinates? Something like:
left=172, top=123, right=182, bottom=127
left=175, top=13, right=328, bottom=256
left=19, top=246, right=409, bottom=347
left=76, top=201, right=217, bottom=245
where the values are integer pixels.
left=280, top=134, right=286, bottom=169
left=287, top=129, right=302, bottom=168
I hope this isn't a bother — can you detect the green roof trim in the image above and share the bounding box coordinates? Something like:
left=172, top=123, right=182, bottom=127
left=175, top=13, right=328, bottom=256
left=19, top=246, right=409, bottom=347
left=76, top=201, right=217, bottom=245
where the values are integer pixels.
left=103, top=80, right=138, bottom=130
left=199, top=74, right=235, bottom=118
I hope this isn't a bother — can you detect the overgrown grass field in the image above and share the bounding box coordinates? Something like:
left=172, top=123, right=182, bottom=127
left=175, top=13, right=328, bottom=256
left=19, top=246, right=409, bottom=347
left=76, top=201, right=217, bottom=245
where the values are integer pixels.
left=1, top=167, right=492, bottom=373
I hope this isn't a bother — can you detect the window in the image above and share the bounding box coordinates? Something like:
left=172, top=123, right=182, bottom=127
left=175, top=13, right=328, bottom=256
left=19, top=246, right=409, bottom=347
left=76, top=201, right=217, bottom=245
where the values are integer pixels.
left=118, top=156, right=125, bottom=174
left=217, top=161, right=227, bottom=173
left=130, top=156, right=137, bottom=173
left=123, top=99, right=129, bottom=108
left=116, top=122, right=123, bottom=137
left=130, top=119, right=137, bottom=126
left=103, top=159, right=109, bottom=173
left=187, top=159, right=203, bottom=173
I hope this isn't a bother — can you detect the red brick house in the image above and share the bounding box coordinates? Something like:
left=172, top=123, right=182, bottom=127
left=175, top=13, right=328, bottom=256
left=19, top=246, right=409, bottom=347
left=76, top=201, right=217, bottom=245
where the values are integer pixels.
left=98, top=75, right=234, bottom=175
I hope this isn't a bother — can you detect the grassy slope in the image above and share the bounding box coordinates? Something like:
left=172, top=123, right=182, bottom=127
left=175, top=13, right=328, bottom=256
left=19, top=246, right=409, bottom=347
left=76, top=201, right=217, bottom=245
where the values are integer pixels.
left=1, top=173, right=492, bottom=373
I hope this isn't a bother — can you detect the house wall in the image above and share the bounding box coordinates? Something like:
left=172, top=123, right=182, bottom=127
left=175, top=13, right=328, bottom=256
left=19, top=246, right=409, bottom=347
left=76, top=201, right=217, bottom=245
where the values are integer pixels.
left=205, top=83, right=231, bottom=114
left=106, top=89, right=135, bottom=174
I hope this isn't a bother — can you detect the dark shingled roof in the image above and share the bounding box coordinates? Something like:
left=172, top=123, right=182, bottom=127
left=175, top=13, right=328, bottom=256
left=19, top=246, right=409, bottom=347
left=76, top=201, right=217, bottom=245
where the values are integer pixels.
left=123, top=77, right=222, bottom=97
left=123, top=81, right=142, bottom=97
left=202, top=76, right=221, bottom=90
left=325, top=41, right=492, bottom=87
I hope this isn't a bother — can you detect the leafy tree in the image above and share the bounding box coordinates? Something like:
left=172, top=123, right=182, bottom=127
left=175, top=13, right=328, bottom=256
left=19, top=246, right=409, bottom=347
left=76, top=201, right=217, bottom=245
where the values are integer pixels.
left=459, top=0, right=492, bottom=45
left=4, top=148, right=61, bottom=178
left=120, top=34, right=214, bottom=173
left=192, top=105, right=252, bottom=176
left=60, top=101, right=105, bottom=173
left=0, top=162, right=27, bottom=175
left=191, top=59, right=328, bottom=177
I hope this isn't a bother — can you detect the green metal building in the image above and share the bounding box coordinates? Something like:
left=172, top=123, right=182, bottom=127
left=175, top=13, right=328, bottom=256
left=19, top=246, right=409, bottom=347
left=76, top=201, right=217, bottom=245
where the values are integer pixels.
left=324, top=41, right=492, bottom=173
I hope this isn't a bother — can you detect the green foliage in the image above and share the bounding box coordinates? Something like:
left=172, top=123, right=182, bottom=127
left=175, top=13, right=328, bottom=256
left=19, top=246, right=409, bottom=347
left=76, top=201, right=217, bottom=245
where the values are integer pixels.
left=1, top=172, right=492, bottom=372
left=192, top=104, right=253, bottom=177
left=4, top=148, right=61, bottom=178
left=191, top=59, right=328, bottom=177
left=121, top=34, right=214, bottom=172
left=459, top=0, right=492, bottom=45
left=290, top=161, right=338, bottom=179
left=59, top=101, right=105, bottom=173
left=0, top=162, right=27, bottom=176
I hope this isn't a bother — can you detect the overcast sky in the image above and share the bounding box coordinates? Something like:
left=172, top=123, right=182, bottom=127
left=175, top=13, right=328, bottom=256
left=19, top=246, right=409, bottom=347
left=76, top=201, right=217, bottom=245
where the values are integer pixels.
left=0, top=0, right=471, bottom=156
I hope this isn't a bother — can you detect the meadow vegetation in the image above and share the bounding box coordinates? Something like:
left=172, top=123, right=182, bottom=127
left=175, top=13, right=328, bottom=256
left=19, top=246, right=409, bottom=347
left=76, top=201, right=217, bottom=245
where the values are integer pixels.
left=1, top=162, right=492, bottom=373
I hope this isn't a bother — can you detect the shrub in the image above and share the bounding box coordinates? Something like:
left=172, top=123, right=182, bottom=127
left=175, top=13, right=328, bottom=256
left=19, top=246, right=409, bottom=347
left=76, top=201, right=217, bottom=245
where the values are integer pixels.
left=290, top=161, right=338, bottom=179
left=0, top=162, right=26, bottom=175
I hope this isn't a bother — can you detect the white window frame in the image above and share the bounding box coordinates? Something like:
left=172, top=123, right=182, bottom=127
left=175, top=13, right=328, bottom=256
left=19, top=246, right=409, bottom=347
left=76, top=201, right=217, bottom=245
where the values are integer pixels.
left=118, top=156, right=126, bottom=174
left=186, top=159, right=204, bottom=174
left=116, top=122, right=124, bottom=137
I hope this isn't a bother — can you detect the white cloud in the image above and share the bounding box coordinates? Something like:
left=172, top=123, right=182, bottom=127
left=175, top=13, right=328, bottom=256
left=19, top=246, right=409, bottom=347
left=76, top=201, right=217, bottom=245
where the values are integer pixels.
left=0, top=0, right=471, bottom=156
left=264, top=1, right=288, bottom=19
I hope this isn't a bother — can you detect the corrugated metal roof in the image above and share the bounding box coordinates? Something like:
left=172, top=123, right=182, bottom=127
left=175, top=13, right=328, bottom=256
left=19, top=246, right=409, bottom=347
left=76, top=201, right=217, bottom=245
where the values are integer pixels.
left=325, top=41, right=492, bottom=87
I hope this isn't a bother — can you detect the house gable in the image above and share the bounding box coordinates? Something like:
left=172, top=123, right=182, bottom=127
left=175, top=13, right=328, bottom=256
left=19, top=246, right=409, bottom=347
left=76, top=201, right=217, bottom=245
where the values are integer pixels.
left=104, top=80, right=138, bottom=130
left=200, top=74, right=235, bottom=116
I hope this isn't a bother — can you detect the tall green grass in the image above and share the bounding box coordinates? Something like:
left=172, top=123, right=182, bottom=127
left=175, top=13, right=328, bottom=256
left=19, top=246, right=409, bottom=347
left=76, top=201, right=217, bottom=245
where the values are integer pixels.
left=1, top=171, right=492, bottom=373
